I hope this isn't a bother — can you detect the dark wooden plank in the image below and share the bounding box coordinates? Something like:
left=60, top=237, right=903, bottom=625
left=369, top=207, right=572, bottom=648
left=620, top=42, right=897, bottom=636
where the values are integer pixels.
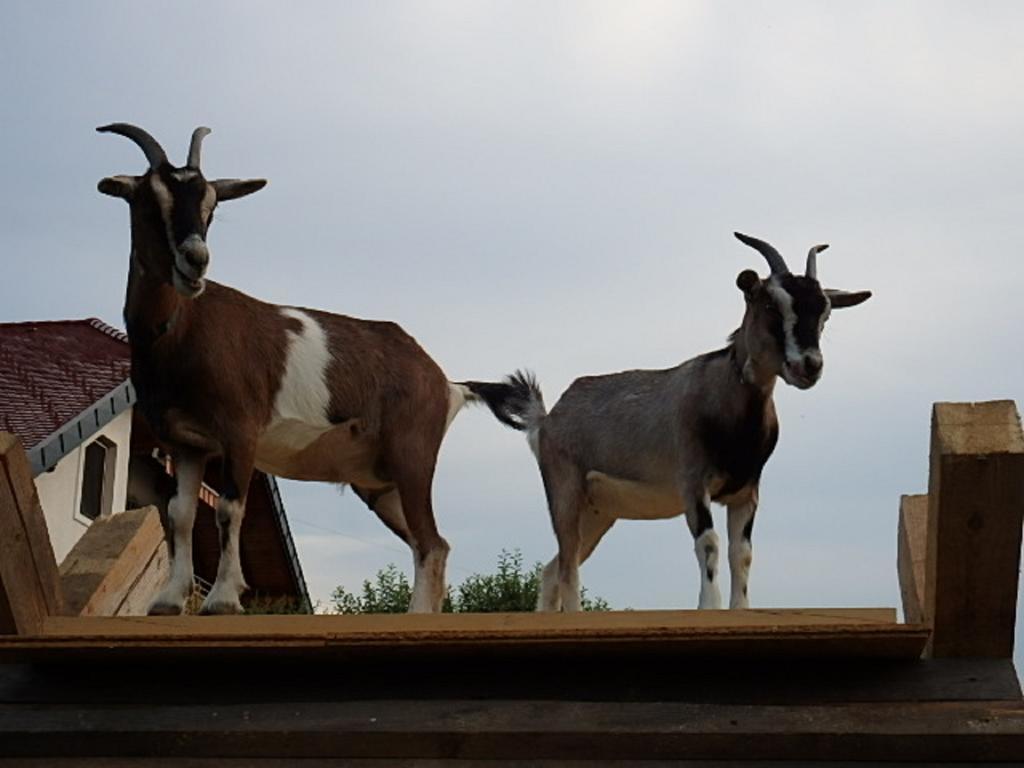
left=2, top=699, right=1023, bottom=761
left=0, top=433, right=62, bottom=635
left=0, top=761, right=1009, bottom=768
left=926, top=401, right=1024, bottom=657
left=0, top=627, right=930, bottom=664
left=1, top=657, right=1018, bottom=707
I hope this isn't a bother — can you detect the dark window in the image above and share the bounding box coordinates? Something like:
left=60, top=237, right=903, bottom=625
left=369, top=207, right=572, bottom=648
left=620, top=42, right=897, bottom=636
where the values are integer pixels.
left=79, top=440, right=113, bottom=521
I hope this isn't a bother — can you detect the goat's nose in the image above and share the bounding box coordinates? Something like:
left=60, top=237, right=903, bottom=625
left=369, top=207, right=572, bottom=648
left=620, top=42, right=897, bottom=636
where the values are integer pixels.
left=181, top=237, right=209, bottom=271
left=804, top=355, right=822, bottom=377
left=185, top=249, right=208, bottom=270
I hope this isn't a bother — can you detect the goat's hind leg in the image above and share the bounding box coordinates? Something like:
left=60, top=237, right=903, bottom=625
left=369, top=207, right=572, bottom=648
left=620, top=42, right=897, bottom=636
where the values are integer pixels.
left=381, top=455, right=449, bottom=613
left=536, top=507, right=613, bottom=612
left=356, top=483, right=444, bottom=618
left=354, top=484, right=409, bottom=545
left=149, top=453, right=205, bottom=616
left=537, top=459, right=589, bottom=612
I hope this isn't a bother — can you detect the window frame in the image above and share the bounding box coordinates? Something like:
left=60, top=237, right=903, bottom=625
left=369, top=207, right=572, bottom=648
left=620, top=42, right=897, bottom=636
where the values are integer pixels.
left=74, top=436, right=117, bottom=525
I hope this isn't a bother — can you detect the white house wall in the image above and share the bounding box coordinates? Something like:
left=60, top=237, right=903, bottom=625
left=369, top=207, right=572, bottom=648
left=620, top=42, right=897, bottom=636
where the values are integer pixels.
left=34, top=408, right=133, bottom=564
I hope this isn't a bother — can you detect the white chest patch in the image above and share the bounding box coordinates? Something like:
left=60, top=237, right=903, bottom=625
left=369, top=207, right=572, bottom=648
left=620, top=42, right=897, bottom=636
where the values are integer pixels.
left=271, top=308, right=333, bottom=428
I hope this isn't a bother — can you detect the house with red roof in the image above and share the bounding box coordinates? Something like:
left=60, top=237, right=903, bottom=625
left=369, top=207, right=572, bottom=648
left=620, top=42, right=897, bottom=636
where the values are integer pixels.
left=0, top=318, right=309, bottom=614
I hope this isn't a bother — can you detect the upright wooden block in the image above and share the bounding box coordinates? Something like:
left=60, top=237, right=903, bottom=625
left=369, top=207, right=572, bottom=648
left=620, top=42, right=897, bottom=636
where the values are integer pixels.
left=58, top=506, right=166, bottom=616
left=897, top=494, right=928, bottom=624
left=0, top=432, right=62, bottom=634
left=926, top=401, right=1024, bottom=657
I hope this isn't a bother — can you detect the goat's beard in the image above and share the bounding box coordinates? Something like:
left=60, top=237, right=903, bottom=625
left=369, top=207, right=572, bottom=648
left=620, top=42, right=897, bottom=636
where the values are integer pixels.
left=171, top=266, right=206, bottom=298
left=781, top=364, right=818, bottom=390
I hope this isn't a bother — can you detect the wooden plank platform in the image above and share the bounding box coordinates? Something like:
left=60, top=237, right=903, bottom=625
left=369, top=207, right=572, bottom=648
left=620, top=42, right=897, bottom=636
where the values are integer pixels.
left=0, top=609, right=930, bottom=662
left=2, top=652, right=1019, bottom=761
left=2, top=698, right=1023, bottom=762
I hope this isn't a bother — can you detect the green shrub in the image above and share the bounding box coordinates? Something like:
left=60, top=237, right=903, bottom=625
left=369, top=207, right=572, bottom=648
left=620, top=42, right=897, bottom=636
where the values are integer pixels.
left=330, top=549, right=611, bottom=614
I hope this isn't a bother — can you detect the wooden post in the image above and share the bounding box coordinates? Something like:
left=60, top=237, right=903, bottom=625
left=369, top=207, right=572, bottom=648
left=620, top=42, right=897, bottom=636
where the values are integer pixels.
left=897, top=494, right=928, bottom=625
left=916, top=401, right=1024, bottom=657
left=0, top=432, right=63, bottom=634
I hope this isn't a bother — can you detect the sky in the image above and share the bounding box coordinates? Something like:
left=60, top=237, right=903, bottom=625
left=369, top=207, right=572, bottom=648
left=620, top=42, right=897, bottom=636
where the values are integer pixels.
left=2, top=2, right=1022, bottom=664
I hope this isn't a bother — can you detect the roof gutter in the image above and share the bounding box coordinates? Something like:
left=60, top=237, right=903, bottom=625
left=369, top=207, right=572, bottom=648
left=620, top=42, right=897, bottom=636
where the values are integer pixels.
left=28, top=379, right=136, bottom=476
left=261, top=473, right=313, bottom=613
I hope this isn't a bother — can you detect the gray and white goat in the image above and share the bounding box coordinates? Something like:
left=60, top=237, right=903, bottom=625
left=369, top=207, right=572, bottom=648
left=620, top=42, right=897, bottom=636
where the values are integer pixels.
left=467, top=233, right=871, bottom=611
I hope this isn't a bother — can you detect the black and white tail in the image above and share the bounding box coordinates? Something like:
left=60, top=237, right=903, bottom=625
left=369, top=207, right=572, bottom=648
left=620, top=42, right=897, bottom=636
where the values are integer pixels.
left=461, top=370, right=546, bottom=457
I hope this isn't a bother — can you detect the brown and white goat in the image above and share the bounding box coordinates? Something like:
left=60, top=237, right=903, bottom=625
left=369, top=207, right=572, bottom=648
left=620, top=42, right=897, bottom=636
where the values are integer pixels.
left=468, top=234, right=871, bottom=611
left=98, top=123, right=486, bottom=614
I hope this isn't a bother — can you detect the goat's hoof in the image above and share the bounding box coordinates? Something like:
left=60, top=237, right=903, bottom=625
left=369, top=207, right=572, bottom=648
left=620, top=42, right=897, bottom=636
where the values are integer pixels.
left=199, top=597, right=244, bottom=615
left=147, top=600, right=184, bottom=616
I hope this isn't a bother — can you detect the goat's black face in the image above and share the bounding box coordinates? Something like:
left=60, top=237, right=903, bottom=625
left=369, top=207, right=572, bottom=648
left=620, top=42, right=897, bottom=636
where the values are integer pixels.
left=762, top=274, right=830, bottom=389
left=98, top=124, right=266, bottom=299
left=148, top=166, right=217, bottom=298
left=736, top=261, right=871, bottom=390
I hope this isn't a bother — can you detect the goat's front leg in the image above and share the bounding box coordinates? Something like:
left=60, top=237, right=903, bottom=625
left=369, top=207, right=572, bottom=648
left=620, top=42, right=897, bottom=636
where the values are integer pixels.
left=149, top=454, right=205, bottom=615
left=201, top=447, right=255, bottom=615
left=684, top=490, right=721, bottom=609
left=727, top=495, right=757, bottom=609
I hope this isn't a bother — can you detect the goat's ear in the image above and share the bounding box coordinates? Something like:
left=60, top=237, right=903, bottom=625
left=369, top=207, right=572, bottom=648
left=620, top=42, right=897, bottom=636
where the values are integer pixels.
left=98, top=175, right=138, bottom=200
left=736, top=269, right=761, bottom=297
left=212, top=178, right=267, bottom=202
left=826, top=288, right=872, bottom=309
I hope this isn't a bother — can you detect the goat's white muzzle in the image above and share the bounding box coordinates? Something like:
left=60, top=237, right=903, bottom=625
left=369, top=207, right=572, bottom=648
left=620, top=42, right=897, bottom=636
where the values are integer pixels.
left=172, top=234, right=209, bottom=298
left=782, top=354, right=823, bottom=389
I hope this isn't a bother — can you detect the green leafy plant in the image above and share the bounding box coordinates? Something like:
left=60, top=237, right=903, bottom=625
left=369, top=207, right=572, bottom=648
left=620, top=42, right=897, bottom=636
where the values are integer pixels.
left=330, top=549, right=611, bottom=614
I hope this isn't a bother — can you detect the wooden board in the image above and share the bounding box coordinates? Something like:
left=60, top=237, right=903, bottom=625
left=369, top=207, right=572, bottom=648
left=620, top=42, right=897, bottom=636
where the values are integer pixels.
left=1, top=656, right=1017, bottom=706
left=2, top=698, right=1023, bottom=762
left=926, top=401, right=1024, bottom=657
left=0, top=609, right=929, bottom=662
left=0, top=761, right=1016, bottom=768
left=58, top=505, right=165, bottom=616
left=0, top=432, right=62, bottom=634
left=897, top=494, right=927, bottom=624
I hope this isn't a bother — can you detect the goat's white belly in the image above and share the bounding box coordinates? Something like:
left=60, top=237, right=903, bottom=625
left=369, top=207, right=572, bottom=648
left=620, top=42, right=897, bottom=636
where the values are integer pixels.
left=255, top=417, right=381, bottom=486
left=585, top=472, right=684, bottom=520
left=256, top=418, right=331, bottom=471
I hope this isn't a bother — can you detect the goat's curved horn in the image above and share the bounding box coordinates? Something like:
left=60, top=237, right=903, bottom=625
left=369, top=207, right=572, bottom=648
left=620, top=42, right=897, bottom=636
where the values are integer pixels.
left=96, top=123, right=168, bottom=169
left=187, top=126, right=211, bottom=169
left=805, top=243, right=829, bottom=280
left=734, top=232, right=790, bottom=275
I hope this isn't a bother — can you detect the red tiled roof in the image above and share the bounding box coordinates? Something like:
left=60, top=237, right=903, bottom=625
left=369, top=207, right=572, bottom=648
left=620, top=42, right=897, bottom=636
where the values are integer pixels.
left=0, top=319, right=131, bottom=450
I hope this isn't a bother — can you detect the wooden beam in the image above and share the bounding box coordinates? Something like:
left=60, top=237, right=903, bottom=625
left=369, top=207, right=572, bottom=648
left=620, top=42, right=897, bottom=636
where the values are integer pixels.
left=0, top=433, right=62, bottom=634
left=897, top=494, right=928, bottom=624
left=2, top=657, right=1018, bottom=706
left=1, top=698, right=1023, bottom=762
left=0, top=609, right=929, bottom=662
left=58, top=506, right=166, bottom=617
left=41, top=606, right=901, bottom=635
left=926, top=401, right=1024, bottom=657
